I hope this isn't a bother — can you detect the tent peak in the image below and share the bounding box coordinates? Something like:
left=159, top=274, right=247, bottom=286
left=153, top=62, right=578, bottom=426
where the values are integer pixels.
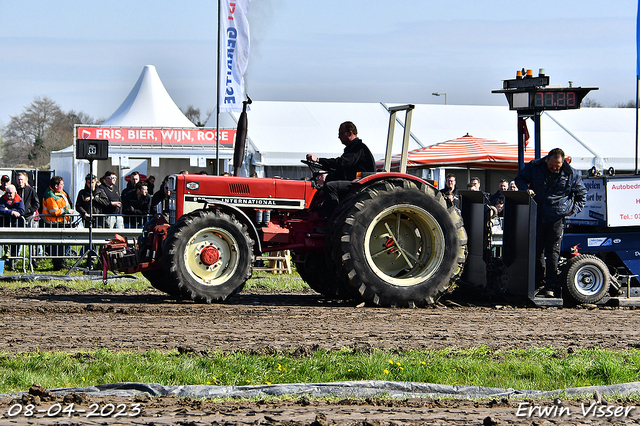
left=101, top=65, right=195, bottom=127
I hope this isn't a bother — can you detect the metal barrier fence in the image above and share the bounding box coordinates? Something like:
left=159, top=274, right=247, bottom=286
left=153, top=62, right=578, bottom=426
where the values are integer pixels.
left=0, top=214, right=148, bottom=273
left=1, top=213, right=294, bottom=275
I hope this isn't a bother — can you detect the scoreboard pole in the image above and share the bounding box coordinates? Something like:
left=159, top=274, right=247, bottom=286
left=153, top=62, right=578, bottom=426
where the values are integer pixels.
left=517, top=111, right=526, bottom=171
left=493, top=69, right=597, bottom=171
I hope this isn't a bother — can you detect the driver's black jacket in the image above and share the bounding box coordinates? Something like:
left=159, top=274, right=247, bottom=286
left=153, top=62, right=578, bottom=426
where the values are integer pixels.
left=318, top=138, right=376, bottom=182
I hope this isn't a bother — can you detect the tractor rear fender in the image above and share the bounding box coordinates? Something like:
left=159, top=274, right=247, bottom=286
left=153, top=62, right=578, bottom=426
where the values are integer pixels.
left=355, top=172, right=434, bottom=190
left=202, top=201, right=262, bottom=255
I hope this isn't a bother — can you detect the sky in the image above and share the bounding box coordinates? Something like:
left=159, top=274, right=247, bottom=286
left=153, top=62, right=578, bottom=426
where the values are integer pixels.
left=0, top=0, right=637, bottom=127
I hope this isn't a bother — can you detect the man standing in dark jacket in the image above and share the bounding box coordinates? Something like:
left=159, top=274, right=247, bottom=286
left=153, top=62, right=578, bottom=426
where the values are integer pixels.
left=515, top=148, right=587, bottom=297
left=99, top=171, right=124, bottom=229
left=306, top=121, right=376, bottom=218
left=123, top=181, right=151, bottom=228
left=15, top=172, right=39, bottom=223
left=15, top=172, right=41, bottom=269
left=76, top=174, right=109, bottom=228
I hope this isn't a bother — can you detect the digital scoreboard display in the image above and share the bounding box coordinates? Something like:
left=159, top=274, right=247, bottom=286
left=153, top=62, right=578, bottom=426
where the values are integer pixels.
left=532, top=91, right=579, bottom=109
left=498, top=87, right=595, bottom=111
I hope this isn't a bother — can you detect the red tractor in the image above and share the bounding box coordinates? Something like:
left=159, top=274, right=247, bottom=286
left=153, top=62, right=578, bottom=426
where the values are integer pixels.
left=102, top=105, right=468, bottom=307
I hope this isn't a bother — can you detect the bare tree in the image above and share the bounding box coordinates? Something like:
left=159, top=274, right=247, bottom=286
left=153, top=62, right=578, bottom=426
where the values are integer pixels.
left=1, top=96, right=96, bottom=168
left=614, top=100, right=636, bottom=108
left=183, top=105, right=203, bottom=126
left=581, top=98, right=603, bottom=108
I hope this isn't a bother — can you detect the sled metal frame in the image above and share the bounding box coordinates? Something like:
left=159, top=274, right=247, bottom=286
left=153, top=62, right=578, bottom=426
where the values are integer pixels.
left=382, top=104, right=415, bottom=173
left=459, top=190, right=490, bottom=289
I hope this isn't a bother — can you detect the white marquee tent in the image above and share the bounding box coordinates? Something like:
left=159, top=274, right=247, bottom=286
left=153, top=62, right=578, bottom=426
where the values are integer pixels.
left=51, top=65, right=199, bottom=198
left=102, top=65, right=195, bottom=127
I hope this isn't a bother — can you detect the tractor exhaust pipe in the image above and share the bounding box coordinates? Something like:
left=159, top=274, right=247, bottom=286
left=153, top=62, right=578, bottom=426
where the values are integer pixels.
left=233, top=96, right=252, bottom=176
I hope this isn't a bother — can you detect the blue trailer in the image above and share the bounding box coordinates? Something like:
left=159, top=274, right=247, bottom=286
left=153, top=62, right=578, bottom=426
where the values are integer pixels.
left=560, top=175, right=640, bottom=303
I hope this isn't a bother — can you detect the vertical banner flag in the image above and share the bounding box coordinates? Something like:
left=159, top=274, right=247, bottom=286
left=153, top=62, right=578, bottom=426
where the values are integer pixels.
left=638, top=0, right=640, bottom=76
left=219, top=0, right=251, bottom=113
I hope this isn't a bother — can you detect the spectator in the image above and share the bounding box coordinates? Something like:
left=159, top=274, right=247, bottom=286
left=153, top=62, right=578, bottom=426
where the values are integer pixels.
left=515, top=148, right=587, bottom=298
left=123, top=181, right=151, bottom=227
left=76, top=174, right=109, bottom=228
left=145, top=175, right=156, bottom=195
left=15, top=172, right=41, bottom=269
left=150, top=176, right=171, bottom=216
left=489, top=179, right=509, bottom=205
left=0, top=174, right=9, bottom=197
left=99, top=171, right=124, bottom=229
left=122, top=171, right=140, bottom=212
left=0, top=175, right=13, bottom=261
left=1, top=184, right=25, bottom=226
left=124, top=171, right=140, bottom=193
left=42, top=176, right=75, bottom=270
left=440, top=173, right=459, bottom=208
left=509, top=180, right=517, bottom=191
left=470, top=176, right=481, bottom=192
left=15, top=172, right=39, bottom=224
left=493, top=194, right=505, bottom=217
left=467, top=182, right=477, bottom=190
left=0, top=184, right=25, bottom=271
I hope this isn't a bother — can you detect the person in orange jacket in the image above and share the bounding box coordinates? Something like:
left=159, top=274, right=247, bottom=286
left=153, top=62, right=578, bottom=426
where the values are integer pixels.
left=42, top=176, right=75, bottom=270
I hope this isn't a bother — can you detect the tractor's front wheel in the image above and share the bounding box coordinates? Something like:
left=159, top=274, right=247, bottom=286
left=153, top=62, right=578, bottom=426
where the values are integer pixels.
left=162, top=209, right=254, bottom=303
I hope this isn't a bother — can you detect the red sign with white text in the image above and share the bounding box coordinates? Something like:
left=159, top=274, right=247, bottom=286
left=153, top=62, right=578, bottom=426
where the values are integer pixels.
left=77, top=126, right=236, bottom=146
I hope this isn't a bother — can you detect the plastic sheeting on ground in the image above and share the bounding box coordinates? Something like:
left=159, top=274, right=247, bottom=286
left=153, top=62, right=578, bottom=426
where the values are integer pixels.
left=3, top=381, right=640, bottom=400
left=0, top=274, right=138, bottom=282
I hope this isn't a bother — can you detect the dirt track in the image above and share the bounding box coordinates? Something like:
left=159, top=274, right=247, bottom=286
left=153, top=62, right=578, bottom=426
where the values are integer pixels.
left=1, top=285, right=640, bottom=425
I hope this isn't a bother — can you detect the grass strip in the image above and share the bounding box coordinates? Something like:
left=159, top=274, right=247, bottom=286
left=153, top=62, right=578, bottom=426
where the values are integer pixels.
left=0, top=270, right=308, bottom=292
left=1, top=346, right=639, bottom=394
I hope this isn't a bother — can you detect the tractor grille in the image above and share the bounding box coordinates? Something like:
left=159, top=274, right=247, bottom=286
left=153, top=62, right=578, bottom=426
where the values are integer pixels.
left=229, top=183, right=250, bottom=194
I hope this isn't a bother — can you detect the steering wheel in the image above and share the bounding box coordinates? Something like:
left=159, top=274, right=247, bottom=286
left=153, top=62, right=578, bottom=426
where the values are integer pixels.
left=301, top=159, right=326, bottom=174
left=301, top=159, right=332, bottom=189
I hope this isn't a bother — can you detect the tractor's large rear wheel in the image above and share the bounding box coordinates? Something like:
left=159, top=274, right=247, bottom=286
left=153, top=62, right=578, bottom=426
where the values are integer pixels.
left=333, top=179, right=467, bottom=307
left=162, top=209, right=254, bottom=303
left=138, top=216, right=183, bottom=297
left=142, top=269, right=183, bottom=297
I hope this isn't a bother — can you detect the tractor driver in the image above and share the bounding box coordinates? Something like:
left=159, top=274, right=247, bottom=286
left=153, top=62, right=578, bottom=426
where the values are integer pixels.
left=306, top=121, right=376, bottom=219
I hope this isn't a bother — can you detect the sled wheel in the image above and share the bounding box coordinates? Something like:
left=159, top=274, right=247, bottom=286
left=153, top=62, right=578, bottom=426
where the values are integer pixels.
left=162, top=209, right=254, bottom=303
left=562, top=254, right=610, bottom=304
left=334, top=179, right=467, bottom=307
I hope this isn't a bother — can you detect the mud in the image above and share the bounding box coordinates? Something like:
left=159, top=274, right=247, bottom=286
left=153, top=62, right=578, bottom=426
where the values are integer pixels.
left=1, top=285, right=639, bottom=425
